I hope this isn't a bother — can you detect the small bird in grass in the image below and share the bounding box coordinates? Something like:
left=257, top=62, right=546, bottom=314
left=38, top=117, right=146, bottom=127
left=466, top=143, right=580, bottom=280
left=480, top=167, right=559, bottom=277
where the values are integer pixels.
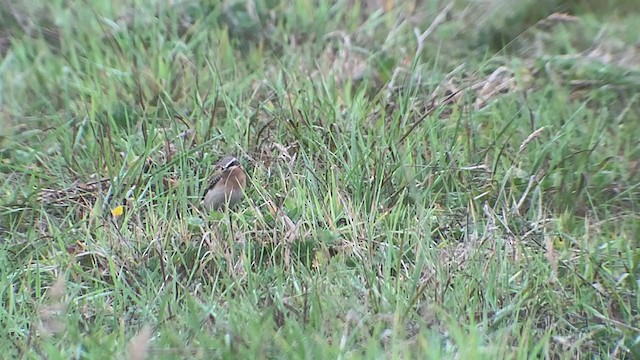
left=203, top=155, right=246, bottom=211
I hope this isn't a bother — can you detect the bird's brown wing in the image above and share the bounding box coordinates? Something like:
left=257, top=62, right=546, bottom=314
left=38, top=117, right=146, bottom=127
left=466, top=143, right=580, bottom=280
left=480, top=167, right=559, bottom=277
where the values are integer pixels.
left=203, top=174, right=222, bottom=199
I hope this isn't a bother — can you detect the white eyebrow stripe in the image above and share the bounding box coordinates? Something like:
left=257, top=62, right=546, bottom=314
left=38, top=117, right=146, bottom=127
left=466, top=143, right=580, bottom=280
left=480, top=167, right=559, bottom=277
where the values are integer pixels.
left=222, top=158, right=240, bottom=169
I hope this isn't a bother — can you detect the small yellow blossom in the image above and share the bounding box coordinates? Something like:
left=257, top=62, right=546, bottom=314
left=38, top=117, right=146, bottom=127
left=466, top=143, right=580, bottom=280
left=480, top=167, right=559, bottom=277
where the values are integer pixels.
left=111, top=205, right=124, bottom=217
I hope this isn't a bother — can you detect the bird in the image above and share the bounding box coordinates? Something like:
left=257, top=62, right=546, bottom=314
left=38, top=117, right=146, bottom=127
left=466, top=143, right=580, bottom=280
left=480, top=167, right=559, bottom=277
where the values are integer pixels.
left=203, top=155, right=246, bottom=211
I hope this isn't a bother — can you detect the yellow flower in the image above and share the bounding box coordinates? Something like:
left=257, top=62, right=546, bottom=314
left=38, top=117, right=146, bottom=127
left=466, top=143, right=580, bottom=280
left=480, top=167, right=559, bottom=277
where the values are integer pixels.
left=111, top=205, right=124, bottom=217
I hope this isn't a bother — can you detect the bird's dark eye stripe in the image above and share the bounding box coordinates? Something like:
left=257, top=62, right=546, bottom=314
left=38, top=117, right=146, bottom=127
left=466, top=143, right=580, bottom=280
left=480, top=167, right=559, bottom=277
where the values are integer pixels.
left=225, top=159, right=240, bottom=168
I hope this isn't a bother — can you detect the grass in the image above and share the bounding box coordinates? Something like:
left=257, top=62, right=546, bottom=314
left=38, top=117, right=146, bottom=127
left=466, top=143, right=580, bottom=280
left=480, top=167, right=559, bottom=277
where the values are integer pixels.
left=1, top=0, right=639, bottom=358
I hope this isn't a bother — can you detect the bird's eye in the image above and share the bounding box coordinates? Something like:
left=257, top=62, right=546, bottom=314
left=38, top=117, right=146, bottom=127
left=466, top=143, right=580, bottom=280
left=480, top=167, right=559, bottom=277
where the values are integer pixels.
left=224, top=159, right=240, bottom=169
